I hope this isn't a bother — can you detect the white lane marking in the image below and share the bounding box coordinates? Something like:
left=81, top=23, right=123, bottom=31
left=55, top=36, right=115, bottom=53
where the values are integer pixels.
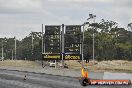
left=103, top=72, right=132, bottom=81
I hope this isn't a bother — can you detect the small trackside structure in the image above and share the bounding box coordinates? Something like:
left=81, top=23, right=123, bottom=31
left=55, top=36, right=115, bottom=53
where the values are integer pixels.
left=79, top=68, right=131, bottom=86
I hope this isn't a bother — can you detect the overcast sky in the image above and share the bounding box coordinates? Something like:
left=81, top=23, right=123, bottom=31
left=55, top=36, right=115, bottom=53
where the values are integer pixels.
left=0, top=0, right=132, bottom=39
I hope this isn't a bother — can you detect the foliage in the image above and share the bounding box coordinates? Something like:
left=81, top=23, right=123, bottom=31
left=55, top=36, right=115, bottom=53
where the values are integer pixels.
left=84, top=19, right=132, bottom=61
left=0, top=32, right=42, bottom=60
left=0, top=19, right=132, bottom=61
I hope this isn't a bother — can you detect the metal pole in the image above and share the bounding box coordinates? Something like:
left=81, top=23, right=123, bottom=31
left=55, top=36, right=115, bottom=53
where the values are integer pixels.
left=15, top=37, right=16, bottom=60
left=93, top=19, right=95, bottom=63
left=31, top=32, right=34, bottom=58
left=82, top=24, right=85, bottom=67
left=93, top=28, right=95, bottom=63
left=55, top=60, right=57, bottom=69
left=12, top=49, right=13, bottom=60
left=1, top=40, right=4, bottom=61
left=62, top=24, right=65, bottom=68
left=44, top=27, right=45, bottom=53
left=42, top=24, right=44, bottom=67
left=42, top=24, right=44, bottom=53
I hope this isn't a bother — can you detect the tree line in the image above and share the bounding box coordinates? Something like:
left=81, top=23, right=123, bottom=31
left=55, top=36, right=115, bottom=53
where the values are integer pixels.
left=84, top=19, right=132, bottom=61
left=0, top=32, right=42, bottom=60
left=0, top=19, right=132, bottom=61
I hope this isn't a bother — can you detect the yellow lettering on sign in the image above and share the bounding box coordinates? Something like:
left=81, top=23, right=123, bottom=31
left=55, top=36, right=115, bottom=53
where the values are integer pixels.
left=44, top=55, right=60, bottom=59
left=65, top=55, right=80, bottom=60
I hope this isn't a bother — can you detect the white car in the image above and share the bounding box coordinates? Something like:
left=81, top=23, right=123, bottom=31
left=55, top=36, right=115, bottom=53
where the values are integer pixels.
left=49, top=61, right=56, bottom=67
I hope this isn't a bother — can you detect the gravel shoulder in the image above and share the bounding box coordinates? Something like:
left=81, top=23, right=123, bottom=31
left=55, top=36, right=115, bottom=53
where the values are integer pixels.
left=0, top=60, right=132, bottom=77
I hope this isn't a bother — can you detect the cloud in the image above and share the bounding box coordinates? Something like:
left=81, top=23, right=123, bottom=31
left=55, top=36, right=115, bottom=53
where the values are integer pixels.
left=0, top=0, right=42, bottom=13
left=48, top=0, right=112, bottom=3
left=0, top=0, right=132, bottom=39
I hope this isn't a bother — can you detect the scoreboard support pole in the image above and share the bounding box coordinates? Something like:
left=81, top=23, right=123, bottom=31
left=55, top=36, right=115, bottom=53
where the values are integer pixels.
left=82, top=25, right=84, bottom=67
left=62, top=24, right=65, bottom=68
left=55, top=60, right=57, bottom=69
left=42, top=24, right=44, bottom=67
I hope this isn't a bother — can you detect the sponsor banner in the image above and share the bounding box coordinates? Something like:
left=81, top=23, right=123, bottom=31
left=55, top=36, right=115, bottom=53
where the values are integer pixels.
left=64, top=54, right=82, bottom=60
left=90, top=79, right=131, bottom=85
left=42, top=53, right=61, bottom=60
left=42, top=53, right=82, bottom=60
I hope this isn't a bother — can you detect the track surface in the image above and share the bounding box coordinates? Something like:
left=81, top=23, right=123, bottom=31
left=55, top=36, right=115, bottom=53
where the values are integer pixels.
left=0, top=69, right=131, bottom=88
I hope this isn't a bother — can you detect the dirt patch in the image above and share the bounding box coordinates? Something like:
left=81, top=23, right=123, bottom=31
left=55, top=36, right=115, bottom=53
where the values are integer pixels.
left=65, top=60, right=132, bottom=73
left=0, top=60, right=41, bottom=68
left=0, top=60, right=132, bottom=73
left=95, top=60, right=132, bottom=73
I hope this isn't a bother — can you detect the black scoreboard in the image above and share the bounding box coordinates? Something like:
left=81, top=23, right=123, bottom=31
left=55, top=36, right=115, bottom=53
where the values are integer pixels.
left=65, top=25, right=82, bottom=54
left=45, top=26, right=61, bottom=53
left=43, top=25, right=82, bottom=60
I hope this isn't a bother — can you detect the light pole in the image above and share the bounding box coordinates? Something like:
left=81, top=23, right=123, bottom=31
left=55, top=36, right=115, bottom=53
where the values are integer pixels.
left=31, top=32, right=34, bottom=58
left=42, top=24, right=44, bottom=67
left=82, top=22, right=89, bottom=67
left=12, top=49, right=13, bottom=60
left=42, top=24, right=44, bottom=54
left=14, top=36, right=16, bottom=60
left=61, top=24, right=65, bottom=68
left=1, top=40, right=4, bottom=61
left=87, top=14, right=96, bottom=63
left=82, top=24, right=85, bottom=67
